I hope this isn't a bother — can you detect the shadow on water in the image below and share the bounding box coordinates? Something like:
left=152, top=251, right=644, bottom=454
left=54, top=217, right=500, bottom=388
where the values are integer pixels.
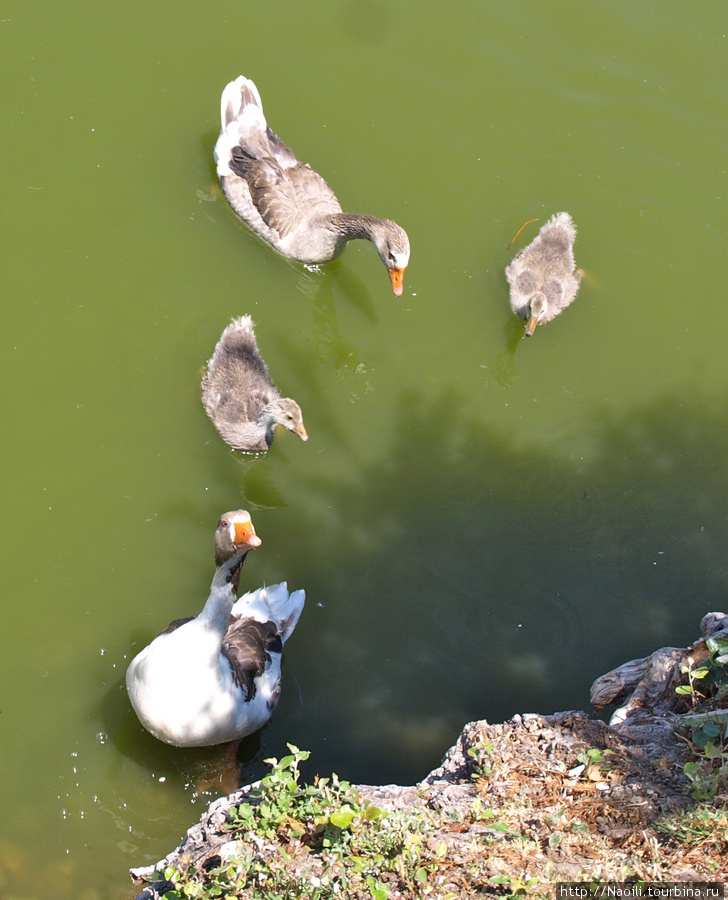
left=265, top=385, right=728, bottom=785
left=107, top=383, right=728, bottom=794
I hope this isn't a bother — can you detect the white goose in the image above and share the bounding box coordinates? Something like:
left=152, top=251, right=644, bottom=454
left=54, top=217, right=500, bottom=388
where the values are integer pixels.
left=126, top=511, right=305, bottom=747
left=506, top=212, right=581, bottom=336
left=214, top=75, right=411, bottom=295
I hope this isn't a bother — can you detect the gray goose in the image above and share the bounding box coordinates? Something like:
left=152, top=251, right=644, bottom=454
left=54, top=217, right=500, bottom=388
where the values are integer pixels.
left=214, top=75, right=411, bottom=295
left=506, top=212, right=581, bottom=336
left=201, top=315, right=308, bottom=453
left=125, top=510, right=305, bottom=747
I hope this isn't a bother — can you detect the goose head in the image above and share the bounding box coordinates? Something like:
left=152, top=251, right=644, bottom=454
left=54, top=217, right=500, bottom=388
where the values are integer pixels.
left=262, top=397, right=309, bottom=445
left=525, top=292, right=548, bottom=336
left=370, top=220, right=410, bottom=296
left=524, top=277, right=565, bottom=336
left=214, top=510, right=262, bottom=568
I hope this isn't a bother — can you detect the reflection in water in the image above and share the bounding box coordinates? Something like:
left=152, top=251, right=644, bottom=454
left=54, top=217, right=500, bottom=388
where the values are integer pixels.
left=306, top=263, right=379, bottom=377
left=239, top=456, right=290, bottom=509
left=97, top=678, right=271, bottom=861
left=493, top=319, right=527, bottom=387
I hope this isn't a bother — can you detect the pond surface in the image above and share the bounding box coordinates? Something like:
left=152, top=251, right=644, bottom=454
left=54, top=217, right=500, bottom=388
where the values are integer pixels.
left=1, top=1, right=727, bottom=896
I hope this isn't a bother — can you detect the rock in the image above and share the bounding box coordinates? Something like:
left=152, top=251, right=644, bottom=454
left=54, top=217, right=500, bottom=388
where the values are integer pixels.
left=130, top=611, right=727, bottom=893
left=589, top=610, right=728, bottom=758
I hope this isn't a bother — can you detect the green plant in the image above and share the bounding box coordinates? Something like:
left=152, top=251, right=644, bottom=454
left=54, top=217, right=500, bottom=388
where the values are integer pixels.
left=677, top=637, right=728, bottom=709
left=149, top=745, right=441, bottom=900
left=488, top=872, right=540, bottom=893
left=656, top=804, right=728, bottom=851
left=676, top=638, right=728, bottom=799
left=682, top=724, right=728, bottom=801
left=227, top=745, right=368, bottom=846
left=576, top=747, right=603, bottom=767
left=574, top=747, right=613, bottom=783
left=467, top=738, right=495, bottom=780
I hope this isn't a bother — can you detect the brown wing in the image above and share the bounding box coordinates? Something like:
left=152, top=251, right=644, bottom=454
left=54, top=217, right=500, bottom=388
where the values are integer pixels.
left=228, top=144, right=340, bottom=239
left=221, top=617, right=283, bottom=701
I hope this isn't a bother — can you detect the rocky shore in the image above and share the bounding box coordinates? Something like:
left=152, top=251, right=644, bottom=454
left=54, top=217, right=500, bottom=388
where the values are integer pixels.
left=130, top=612, right=728, bottom=898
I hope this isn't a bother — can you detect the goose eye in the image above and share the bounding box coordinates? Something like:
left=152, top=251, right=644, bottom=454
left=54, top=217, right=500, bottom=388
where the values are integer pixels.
left=220, top=518, right=229, bottom=529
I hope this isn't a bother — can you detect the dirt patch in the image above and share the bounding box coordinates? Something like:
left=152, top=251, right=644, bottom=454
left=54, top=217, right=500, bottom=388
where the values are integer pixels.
left=417, top=711, right=725, bottom=892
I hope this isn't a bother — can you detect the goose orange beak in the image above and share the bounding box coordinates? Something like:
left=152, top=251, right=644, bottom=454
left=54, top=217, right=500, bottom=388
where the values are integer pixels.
left=295, top=422, right=309, bottom=442
left=525, top=315, right=539, bottom=337
left=388, top=266, right=406, bottom=296
left=233, top=519, right=261, bottom=549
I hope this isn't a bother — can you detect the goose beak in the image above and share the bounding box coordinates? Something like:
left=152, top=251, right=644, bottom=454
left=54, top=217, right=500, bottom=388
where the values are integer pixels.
left=233, top=519, right=261, bottom=549
left=388, top=266, right=406, bottom=296
left=294, top=422, right=309, bottom=442
left=525, top=315, right=539, bottom=337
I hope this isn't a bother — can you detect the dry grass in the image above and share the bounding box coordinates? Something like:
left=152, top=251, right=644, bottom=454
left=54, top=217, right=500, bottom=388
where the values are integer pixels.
left=411, top=714, right=728, bottom=896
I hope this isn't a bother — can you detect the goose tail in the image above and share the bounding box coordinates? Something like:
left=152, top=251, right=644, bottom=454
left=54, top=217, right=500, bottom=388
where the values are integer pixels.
left=215, top=75, right=267, bottom=177
left=546, top=211, right=577, bottom=243
left=233, top=582, right=306, bottom=645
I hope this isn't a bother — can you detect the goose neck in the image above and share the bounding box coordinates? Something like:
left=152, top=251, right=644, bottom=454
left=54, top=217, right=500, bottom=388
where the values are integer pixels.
left=329, top=213, right=381, bottom=241
left=199, top=555, right=245, bottom=632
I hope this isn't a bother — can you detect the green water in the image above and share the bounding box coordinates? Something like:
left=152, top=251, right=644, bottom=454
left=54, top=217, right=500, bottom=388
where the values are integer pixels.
left=1, top=1, right=726, bottom=895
